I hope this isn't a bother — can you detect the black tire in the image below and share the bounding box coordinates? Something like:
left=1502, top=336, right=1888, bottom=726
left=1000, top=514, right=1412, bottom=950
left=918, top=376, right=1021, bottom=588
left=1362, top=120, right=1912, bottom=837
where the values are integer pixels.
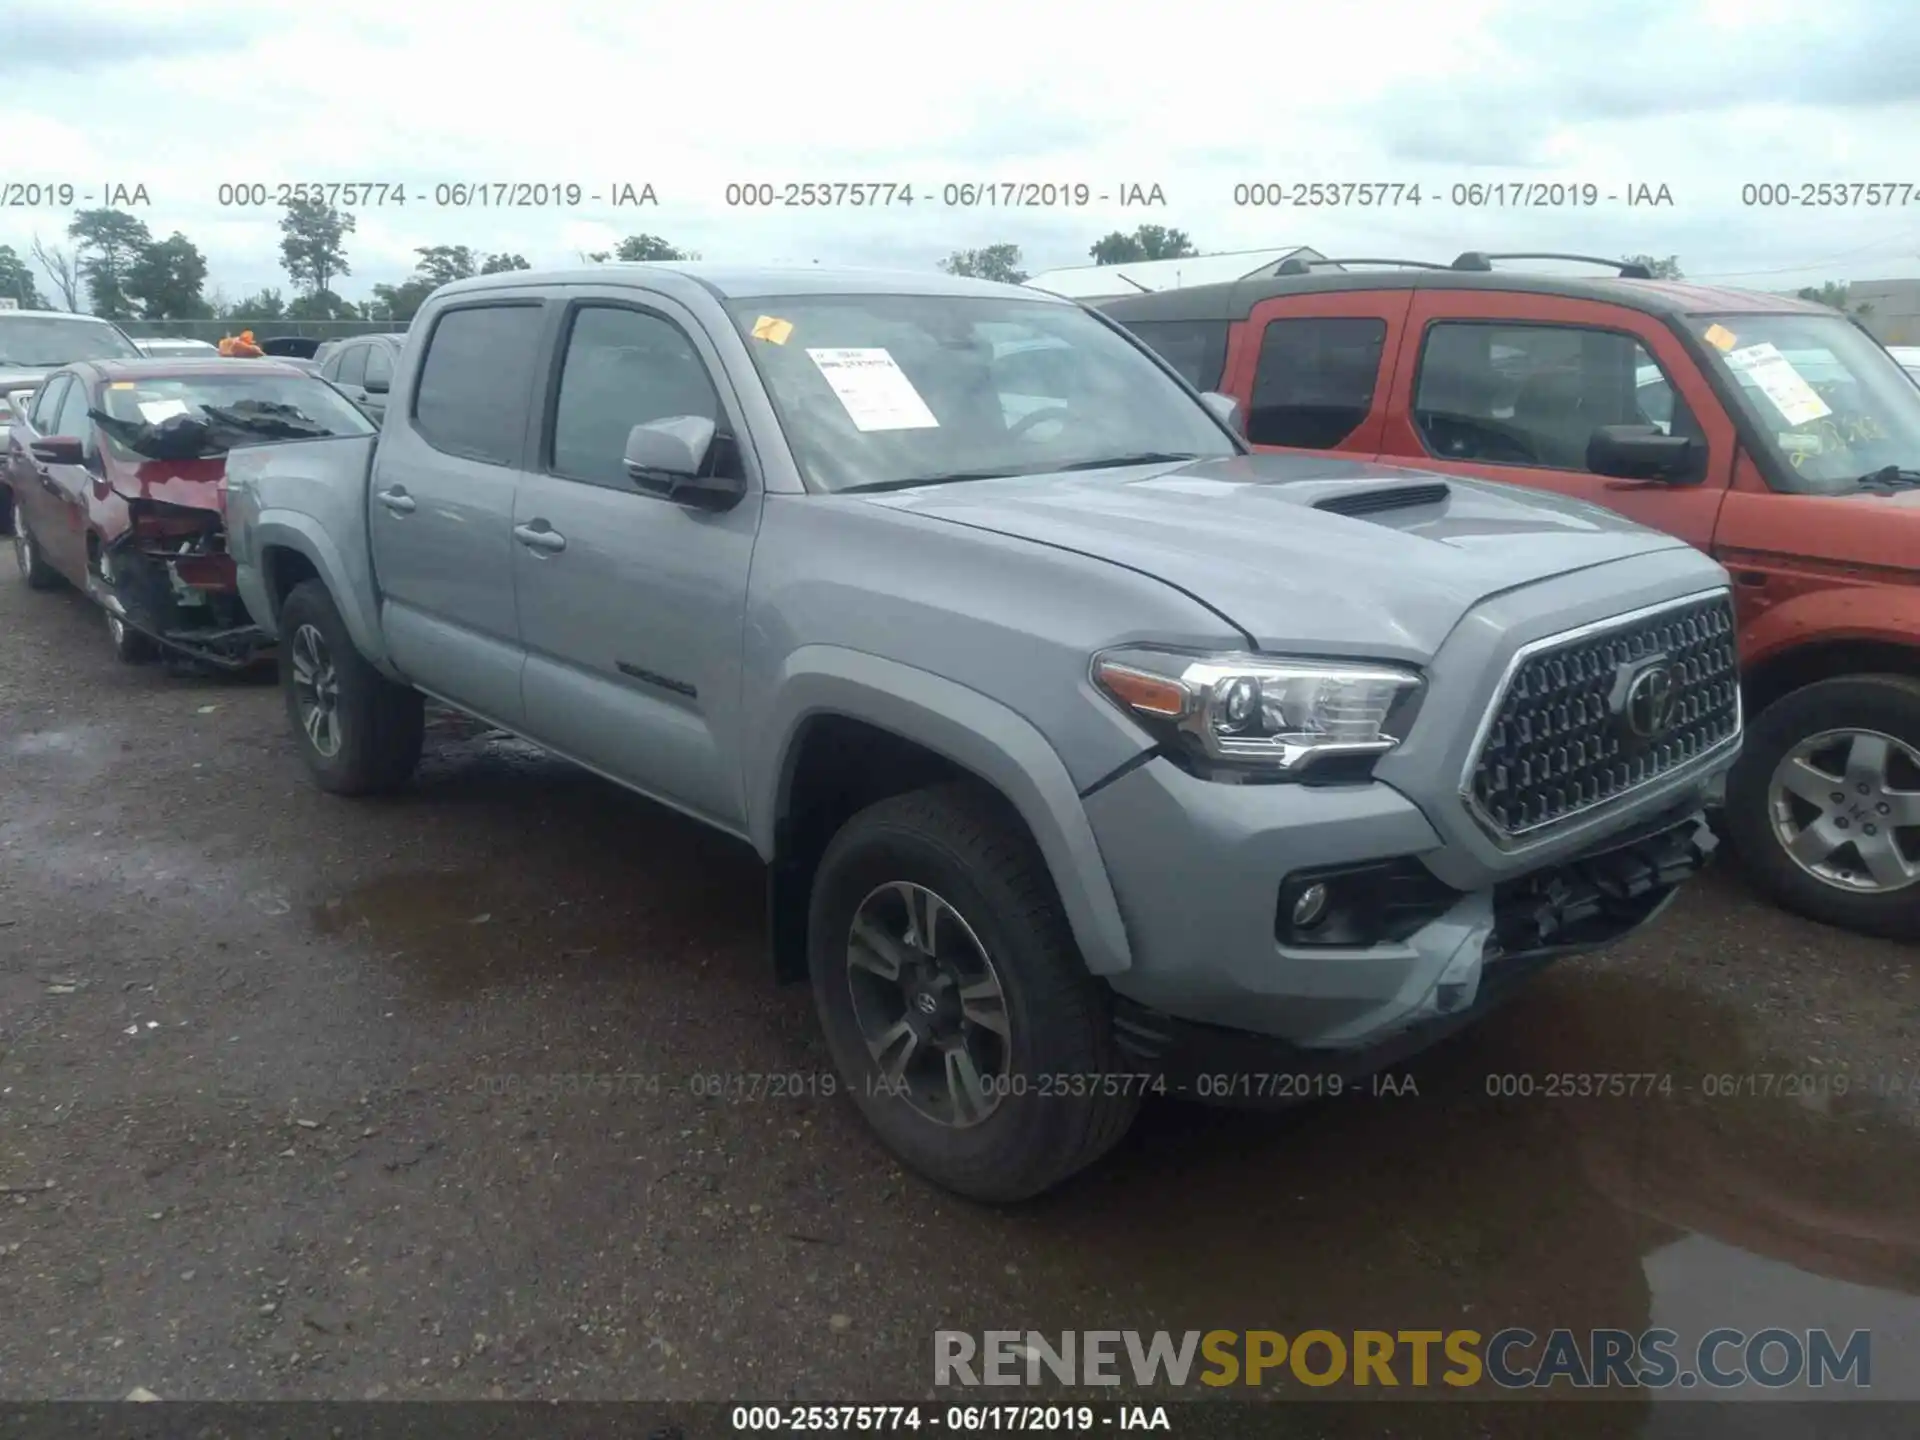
left=807, top=783, right=1140, bottom=1203
left=278, top=579, right=423, bottom=795
left=13, top=516, right=62, bottom=591
left=107, top=611, right=161, bottom=664
left=1726, top=674, right=1920, bottom=940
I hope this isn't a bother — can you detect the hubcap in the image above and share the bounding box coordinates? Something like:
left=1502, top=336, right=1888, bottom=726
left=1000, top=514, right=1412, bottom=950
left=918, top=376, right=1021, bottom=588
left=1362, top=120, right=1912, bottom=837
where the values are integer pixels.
left=845, top=880, right=1012, bottom=1129
left=1767, top=727, right=1920, bottom=894
left=289, top=622, right=343, bottom=759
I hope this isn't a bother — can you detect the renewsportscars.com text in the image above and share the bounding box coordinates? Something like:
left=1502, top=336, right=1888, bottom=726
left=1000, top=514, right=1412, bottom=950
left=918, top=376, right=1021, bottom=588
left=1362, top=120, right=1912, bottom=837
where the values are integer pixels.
left=934, top=1328, right=1872, bottom=1391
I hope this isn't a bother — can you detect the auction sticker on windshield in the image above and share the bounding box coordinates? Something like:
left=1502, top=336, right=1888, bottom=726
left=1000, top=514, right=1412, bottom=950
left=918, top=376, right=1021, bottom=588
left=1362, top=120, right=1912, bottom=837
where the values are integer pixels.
left=137, top=398, right=191, bottom=423
left=806, top=347, right=940, bottom=431
left=1725, top=342, right=1832, bottom=426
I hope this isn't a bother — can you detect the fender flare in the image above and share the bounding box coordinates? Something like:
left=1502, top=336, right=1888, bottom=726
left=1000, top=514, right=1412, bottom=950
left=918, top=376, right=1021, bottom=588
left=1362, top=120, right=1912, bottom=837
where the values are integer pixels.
left=749, top=646, right=1135, bottom=975
left=1742, top=587, right=1920, bottom=683
left=247, top=512, right=393, bottom=672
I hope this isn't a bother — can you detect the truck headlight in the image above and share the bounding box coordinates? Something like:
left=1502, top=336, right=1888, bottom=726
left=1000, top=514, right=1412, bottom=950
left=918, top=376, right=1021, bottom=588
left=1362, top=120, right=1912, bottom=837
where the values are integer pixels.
left=1092, top=648, right=1425, bottom=777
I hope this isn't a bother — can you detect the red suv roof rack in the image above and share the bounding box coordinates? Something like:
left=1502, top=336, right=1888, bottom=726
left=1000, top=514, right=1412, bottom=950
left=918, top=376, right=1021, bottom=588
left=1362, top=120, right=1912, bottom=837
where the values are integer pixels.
left=1450, top=251, right=1655, bottom=280
left=1273, top=256, right=1453, bottom=276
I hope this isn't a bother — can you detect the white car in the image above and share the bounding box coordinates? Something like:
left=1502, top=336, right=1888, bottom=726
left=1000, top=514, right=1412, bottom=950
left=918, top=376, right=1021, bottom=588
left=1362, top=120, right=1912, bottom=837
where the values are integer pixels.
left=135, top=337, right=220, bottom=358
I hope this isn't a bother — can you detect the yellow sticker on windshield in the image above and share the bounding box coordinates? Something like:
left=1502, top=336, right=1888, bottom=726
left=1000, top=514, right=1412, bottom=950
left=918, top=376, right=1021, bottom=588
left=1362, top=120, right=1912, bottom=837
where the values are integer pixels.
left=752, top=315, right=794, bottom=345
left=109, top=381, right=136, bottom=389
left=1703, top=323, right=1738, bottom=351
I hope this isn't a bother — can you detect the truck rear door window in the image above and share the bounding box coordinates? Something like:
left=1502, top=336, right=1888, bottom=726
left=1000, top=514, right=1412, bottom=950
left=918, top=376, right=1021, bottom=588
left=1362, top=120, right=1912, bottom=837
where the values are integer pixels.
left=1119, top=319, right=1229, bottom=392
left=1247, top=317, right=1386, bottom=448
left=413, top=303, right=546, bottom=467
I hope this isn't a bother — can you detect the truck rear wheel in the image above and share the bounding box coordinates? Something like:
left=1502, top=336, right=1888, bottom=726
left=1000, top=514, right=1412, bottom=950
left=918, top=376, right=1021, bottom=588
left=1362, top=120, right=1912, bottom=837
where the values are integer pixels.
left=278, top=579, right=424, bottom=796
left=1727, top=674, right=1920, bottom=940
left=807, top=783, right=1140, bottom=1203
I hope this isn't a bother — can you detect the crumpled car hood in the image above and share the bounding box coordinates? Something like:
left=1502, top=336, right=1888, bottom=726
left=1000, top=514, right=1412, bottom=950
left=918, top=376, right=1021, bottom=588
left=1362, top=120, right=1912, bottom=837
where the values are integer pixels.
left=108, top=457, right=228, bottom=513
left=858, top=452, right=1691, bottom=657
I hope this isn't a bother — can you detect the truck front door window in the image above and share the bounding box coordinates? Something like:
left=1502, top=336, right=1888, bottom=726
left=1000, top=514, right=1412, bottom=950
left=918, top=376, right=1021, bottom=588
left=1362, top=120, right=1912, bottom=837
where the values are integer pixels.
left=551, top=306, right=720, bottom=488
left=413, top=304, right=547, bottom=467
left=1415, top=322, right=1698, bottom=471
left=1247, top=316, right=1386, bottom=448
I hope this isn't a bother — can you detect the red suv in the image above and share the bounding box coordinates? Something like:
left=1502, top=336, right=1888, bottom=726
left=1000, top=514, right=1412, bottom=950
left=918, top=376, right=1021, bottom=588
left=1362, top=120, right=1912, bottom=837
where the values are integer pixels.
left=1099, top=253, right=1920, bottom=939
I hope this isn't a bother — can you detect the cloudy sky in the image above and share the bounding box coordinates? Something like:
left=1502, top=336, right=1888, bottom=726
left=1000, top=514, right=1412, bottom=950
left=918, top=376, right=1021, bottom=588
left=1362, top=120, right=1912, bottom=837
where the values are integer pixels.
left=2, top=0, right=1917, bottom=306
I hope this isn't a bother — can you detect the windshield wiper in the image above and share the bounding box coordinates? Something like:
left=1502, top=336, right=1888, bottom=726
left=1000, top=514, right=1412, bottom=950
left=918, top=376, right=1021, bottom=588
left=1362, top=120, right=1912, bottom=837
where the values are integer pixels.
left=1854, top=465, right=1920, bottom=492
left=198, top=403, right=334, bottom=441
left=839, top=469, right=1018, bottom=494
left=1052, top=452, right=1204, bottom=472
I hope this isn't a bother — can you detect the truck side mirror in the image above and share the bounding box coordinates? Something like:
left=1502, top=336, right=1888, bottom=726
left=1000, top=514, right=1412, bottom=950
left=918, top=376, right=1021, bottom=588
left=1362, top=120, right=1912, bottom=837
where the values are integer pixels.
left=1587, top=425, right=1701, bottom=484
left=1200, top=391, right=1244, bottom=437
left=624, top=415, right=744, bottom=511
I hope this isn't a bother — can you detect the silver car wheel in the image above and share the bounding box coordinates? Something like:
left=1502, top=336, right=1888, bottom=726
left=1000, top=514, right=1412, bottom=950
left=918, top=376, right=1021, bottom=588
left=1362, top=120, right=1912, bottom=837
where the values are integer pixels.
left=845, top=880, right=1012, bottom=1129
left=289, top=622, right=343, bottom=759
left=1768, top=727, right=1920, bottom=894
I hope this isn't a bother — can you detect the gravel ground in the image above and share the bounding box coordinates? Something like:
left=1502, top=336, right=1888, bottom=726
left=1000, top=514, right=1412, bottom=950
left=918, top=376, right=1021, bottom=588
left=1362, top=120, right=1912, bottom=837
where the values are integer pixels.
left=2, top=564, right=1918, bottom=1429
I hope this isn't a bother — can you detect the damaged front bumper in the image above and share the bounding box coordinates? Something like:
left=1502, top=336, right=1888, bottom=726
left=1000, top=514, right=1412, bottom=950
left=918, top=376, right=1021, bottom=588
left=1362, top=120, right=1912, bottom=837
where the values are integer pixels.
left=95, top=500, right=274, bottom=668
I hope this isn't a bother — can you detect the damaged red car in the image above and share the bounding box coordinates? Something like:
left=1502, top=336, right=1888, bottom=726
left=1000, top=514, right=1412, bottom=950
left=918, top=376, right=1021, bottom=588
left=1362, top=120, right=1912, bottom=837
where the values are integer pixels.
left=3, top=358, right=376, bottom=667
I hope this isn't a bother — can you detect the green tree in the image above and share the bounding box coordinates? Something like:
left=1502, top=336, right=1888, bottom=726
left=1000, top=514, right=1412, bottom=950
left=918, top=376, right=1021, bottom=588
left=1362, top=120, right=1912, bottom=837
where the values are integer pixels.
left=287, top=289, right=353, bottom=321
left=481, top=252, right=530, bottom=273
left=415, top=245, right=477, bottom=286
left=368, top=277, right=439, bottom=324
left=1622, top=254, right=1684, bottom=279
left=938, top=243, right=1028, bottom=284
left=279, top=197, right=356, bottom=299
left=587, top=234, right=698, bottom=263
left=67, top=207, right=153, bottom=318
left=124, top=232, right=211, bottom=319
left=0, top=245, right=48, bottom=308
left=30, top=234, right=82, bottom=310
left=224, top=287, right=286, bottom=321
left=1795, top=280, right=1873, bottom=318
left=1089, top=225, right=1198, bottom=265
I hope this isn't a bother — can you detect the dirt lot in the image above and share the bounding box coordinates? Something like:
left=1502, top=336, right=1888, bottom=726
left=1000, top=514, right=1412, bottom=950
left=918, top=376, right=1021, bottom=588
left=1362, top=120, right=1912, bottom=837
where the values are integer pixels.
left=2, top=565, right=1918, bottom=1428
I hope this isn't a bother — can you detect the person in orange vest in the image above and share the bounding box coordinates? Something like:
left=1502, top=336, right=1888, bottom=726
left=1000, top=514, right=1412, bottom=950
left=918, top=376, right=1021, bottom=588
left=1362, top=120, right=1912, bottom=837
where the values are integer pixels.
left=217, top=330, right=264, bottom=357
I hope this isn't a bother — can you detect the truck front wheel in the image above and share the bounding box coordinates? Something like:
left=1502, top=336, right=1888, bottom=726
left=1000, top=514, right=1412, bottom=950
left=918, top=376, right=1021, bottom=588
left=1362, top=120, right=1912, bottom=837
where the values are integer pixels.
left=1727, top=674, right=1920, bottom=939
left=278, top=579, right=424, bottom=796
left=807, top=782, right=1140, bottom=1203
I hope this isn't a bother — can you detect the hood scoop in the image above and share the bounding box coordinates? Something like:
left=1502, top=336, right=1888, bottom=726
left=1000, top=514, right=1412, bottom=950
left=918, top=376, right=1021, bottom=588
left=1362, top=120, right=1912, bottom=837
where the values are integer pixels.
left=1313, top=481, right=1451, bottom=518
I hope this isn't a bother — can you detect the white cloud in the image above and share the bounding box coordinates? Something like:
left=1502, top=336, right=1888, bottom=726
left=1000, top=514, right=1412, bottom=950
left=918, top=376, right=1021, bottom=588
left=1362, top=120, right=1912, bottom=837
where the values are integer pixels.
left=2, top=0, right=1917, bottom=305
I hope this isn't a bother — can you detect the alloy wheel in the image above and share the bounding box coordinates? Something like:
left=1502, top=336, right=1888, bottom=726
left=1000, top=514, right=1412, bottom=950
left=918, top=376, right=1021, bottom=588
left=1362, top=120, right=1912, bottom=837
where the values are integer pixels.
left=1768, top=727, right=1920, bottom=894
left=13, top=530, right=31, bottom=577
left=289, top=622, right=343, bottom=758
left=845, top=880, right=1012, bottom=1128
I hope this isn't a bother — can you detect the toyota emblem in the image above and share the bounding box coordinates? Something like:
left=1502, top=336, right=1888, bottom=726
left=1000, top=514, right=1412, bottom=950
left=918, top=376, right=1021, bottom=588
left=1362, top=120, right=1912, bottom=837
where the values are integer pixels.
left=1623, top=663, right=1678, bottom=739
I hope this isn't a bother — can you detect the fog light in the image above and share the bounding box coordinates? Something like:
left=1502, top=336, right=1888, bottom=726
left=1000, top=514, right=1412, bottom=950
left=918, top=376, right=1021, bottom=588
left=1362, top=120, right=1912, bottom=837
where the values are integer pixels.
left=1290, top=882, right=1330, bottom=929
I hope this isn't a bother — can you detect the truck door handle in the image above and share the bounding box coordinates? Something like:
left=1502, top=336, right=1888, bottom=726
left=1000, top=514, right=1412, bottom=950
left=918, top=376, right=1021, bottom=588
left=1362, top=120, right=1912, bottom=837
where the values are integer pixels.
left=514, top=522, right=566, bottom=554
left=377, top=488, right=416, bottom=514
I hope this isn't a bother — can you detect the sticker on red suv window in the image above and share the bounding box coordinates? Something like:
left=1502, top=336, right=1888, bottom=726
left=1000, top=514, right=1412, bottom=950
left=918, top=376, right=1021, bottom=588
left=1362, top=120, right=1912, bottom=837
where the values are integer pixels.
left=805, top=347, right=940, bottom=432
left=1703, top=323, right=1738, bottom=351
left=1726, top=342, right=1832, bottom=426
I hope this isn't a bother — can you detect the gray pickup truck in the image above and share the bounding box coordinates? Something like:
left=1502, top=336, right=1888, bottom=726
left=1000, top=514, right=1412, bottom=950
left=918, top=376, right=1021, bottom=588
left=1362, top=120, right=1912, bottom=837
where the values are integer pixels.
left=223, top=264, right=1740, bottom=1201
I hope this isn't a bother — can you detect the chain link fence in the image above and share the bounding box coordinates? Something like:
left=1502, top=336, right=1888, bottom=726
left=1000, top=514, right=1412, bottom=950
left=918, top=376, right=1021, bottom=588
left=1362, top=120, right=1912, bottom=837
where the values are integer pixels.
left=118, top=319, right=411, bottom=341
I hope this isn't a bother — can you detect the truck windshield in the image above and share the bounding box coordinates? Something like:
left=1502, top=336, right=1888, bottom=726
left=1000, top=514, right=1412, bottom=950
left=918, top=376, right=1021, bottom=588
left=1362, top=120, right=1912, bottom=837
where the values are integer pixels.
left=91, top=371, right=378, bottom=459
left=1687, top=314, right=1920, bottom=494
left=724, top=293, right=1239, bottom=492
left=0, top=315, right=143, bottom=365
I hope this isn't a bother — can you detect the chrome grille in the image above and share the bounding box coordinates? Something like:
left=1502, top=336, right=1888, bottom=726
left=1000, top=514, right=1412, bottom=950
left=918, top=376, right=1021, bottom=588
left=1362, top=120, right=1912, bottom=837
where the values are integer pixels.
left=1466, top=592, right=1740, bottom=840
